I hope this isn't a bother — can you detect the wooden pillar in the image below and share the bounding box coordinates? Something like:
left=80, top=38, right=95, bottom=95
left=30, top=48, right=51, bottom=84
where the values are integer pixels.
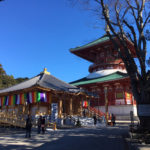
left=69, top=97, right=73, bottom=116
left=79, top=96, right=83, bottom=116
left=58, top=99, right=62, bottom=118
left=123, top=85, right=127, bottom=105
left=48, top=92, right=52, bottom=115
left=104, top=86, right=109, bottom=125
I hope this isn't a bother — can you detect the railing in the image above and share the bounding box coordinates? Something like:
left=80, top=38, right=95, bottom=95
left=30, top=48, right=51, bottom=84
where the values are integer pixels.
left=88, top=106, right=105, bottom=117
left=88, top=106, right=111, bottom=121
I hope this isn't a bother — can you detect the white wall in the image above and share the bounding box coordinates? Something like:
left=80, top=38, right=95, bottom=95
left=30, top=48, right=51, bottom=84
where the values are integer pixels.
left=95, top=105, right=137, bottom=116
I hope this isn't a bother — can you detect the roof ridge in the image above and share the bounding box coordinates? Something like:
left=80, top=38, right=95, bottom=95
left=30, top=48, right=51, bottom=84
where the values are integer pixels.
left=70, top=34, right=115, bottom=52
left=47, top=74, right=77, bottom=88
left=36, top=73, right=45, bottom=85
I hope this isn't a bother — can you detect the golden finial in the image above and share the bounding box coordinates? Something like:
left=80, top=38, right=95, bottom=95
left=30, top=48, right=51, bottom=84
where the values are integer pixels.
left=41, top=68, right=50, bottom=75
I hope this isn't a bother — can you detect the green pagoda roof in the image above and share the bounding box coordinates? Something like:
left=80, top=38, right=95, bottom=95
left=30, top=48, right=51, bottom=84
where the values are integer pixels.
left=70, top=71, right=129, bottom=86
left=70, top=34, right=114, bottom=52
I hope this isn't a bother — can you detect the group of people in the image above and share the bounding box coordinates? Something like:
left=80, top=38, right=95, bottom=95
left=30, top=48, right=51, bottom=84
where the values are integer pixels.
left=25, top=115, right=46, bottom=138
left=25, top=113, right=116, bottom=138
left=93, top=113, right=116, bottom=126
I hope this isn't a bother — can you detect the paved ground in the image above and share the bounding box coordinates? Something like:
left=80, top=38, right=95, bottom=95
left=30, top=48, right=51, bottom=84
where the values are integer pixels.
left=0, top=125, right=130, bottom=150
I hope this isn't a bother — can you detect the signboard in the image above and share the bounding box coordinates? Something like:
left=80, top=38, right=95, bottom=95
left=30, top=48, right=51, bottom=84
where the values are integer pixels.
left=126, top=99, right=132, bottom=104
left=116, top=92, right=124, bottom=99
left=138, top=105, right=150, bottom=116
left=115, top=99, right=125, bottom=105
left=51, top=103, right=58, bottom=122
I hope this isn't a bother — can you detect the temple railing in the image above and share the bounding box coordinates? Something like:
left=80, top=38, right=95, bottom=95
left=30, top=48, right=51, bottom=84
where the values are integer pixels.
left=88, top=106, right=105, bottom=117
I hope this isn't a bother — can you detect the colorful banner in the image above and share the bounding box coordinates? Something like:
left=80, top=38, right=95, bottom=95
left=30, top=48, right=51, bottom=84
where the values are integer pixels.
left=5, top=96, right=9, bottom=106
left=82, top=101, right=89, bottom=108
left=125, top=92, right=132, bottom=99
left=125, top=92, right=132, bottom=104
left=2, top=97, right=5, bottom=106
left=0, top=98, right=1, bottom=107
left=20, top=93, right=25, bottom=105
left=0, top=91, right=50, bottom=107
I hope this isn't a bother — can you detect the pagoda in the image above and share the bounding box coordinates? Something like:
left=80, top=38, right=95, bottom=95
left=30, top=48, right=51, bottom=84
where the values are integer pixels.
left=70, top=35, right=137, bottom=120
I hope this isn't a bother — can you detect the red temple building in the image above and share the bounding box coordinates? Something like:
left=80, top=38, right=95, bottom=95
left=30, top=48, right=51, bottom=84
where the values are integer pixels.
left=70, top=35, right=137, bottom=120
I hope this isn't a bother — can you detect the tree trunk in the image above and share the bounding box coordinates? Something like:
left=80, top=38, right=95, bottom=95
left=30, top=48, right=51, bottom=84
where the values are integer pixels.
left=138, top=116, right=150, bottom=131
left=136, top=90, right=150, bottom=130
left=131, top=80, right=150, bottom=130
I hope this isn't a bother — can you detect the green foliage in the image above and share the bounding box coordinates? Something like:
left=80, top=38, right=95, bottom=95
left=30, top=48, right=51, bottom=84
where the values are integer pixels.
left=0, top=64, right=6, bottom=76
left=0, top=64, right=28, bottom=89
left=0, top=75, right=16, bottom=89
left=15, top=77, right=29, bottom=84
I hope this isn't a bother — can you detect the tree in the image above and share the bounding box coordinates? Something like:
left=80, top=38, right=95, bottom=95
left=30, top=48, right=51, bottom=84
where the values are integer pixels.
left=0, top=64, right=28, bottom=89
left=15, top=77, right=29, bottom=84
left=69, top=0, right=150, bottom=129
left=0, top=64, right=16, bottom=89
left=0, top=64, right=6, bottom=76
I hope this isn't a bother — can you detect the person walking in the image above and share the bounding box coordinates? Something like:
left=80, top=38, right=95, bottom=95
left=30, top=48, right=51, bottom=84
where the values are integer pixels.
left=37, top=116, right=42, bottom=134
left=41, top=116, right=46, bottom=134
left=25, top=115, right=32, bottom=138
left=111, top=114, right=116, bottom=126
left=93, top=114, right=97, bottom=126
left=83, top=109, right=86, bottom=117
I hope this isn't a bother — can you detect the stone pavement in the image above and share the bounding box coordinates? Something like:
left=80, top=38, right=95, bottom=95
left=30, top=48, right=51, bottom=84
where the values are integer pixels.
left=125, top=135, right=150, bottom=150
left=0, top=125, right=149, bottom=150
left=0, top=127, right=61, bottom=150
left=118, top=123, right=150, bottom=150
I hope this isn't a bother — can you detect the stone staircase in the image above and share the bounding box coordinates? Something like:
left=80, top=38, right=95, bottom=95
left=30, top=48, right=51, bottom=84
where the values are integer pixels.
left=116, top=115, right=139, bottom=124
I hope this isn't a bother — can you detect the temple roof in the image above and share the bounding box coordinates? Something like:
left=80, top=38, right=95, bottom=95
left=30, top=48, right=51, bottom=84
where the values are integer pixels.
left=70, top=34, right=135, bottom=62
left=0, top=69, right=78, bottom=94
left=70, top=34, right=112, bottom=52
left=70, top=71, right=129, bottom=86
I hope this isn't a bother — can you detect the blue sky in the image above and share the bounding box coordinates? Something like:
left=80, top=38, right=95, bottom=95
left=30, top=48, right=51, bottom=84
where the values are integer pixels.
left=0, top=0, right=104, bottom=82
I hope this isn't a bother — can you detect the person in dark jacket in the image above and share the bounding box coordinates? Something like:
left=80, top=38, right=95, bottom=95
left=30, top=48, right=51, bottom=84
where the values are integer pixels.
left=37, top=116, right=42, bottom=134
left=111, top=114, right=116, bottom=126
left=41, top=116, right=46, bottom=134
left=93, top=114, right=97, bottom=126
left=25, top=115, right=32, bottom=138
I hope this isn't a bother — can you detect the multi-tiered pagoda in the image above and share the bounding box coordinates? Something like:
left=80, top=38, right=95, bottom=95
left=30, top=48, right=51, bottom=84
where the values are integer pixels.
left=70, top=35, right=137, bottom=119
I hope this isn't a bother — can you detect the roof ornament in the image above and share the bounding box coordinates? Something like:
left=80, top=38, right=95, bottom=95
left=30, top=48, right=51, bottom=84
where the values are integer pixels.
left=41, top=68, right=50, bottom=75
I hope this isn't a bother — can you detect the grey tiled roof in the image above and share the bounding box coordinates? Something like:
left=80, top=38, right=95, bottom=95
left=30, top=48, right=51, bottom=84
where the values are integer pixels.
left=0, top=73, right=78, bottom=94
left=37, top=73, right=77, bottom=91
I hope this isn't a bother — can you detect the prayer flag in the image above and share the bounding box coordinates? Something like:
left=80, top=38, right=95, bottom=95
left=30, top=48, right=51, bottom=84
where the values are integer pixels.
left=0, top=98, right=1, bottom=107
left=37, top=92, right=41, bottom=102
left=9, top=95, right=13, bottom=105
left=20, top=93, right=25, bottom=105
left=33, top=91, right=37, bottom=103
left=6, top=96, right=9, bottom=106
left=16, top=94, right=20, bottom=105
left=26, top=93, right=30, bottom=104
left=29, top=92, right=33, bottom=103
left=1, top=96, right=5, bottom=106
left=43, top=93, right=47, bottom=102
left=40, top=92, right=45, bottom=102
left=13, top=95, right=16, bottom=105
